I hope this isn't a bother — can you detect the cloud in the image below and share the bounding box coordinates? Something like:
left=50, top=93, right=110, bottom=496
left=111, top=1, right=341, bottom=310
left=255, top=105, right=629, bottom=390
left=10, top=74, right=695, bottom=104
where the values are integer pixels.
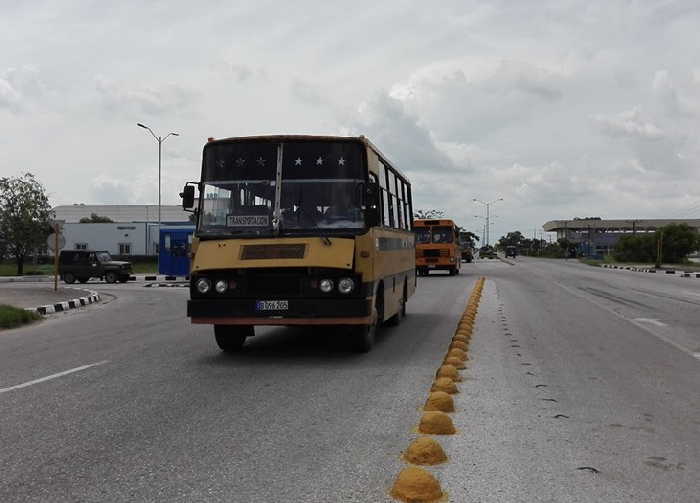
left=290, top=79, right=324, bottom=107
left=0, top=66, right=46, bottom=112
left=389, top=59, right=567, bottom=143
left=344, top=92, right=461, bottom=177
left=95, top=77, right=199, bottom=117
left=591, top=107, right=664, bottom=140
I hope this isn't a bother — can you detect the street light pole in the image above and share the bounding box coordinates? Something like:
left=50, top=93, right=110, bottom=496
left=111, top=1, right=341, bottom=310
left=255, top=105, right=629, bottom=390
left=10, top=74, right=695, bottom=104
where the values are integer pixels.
left=473, top=197, right=503, bottom=247
left=137, top=123, right=179, bottom=272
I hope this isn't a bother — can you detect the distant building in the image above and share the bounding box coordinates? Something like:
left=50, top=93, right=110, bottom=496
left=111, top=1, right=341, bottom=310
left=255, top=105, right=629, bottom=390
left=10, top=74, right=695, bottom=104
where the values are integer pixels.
left=543, top=218, right=700, bottom=258
left=53, top=204, right=194, bottom=256
left=53, top=204, right=191, bottom=224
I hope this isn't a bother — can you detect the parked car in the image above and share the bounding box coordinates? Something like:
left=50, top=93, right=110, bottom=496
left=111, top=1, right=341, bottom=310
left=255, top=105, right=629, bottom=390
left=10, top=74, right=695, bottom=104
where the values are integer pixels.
left=59, top=250, right=132, bottom=284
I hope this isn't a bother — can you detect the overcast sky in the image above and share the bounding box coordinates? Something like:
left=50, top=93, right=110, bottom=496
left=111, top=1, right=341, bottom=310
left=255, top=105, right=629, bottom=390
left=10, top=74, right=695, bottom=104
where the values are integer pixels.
left=2, top=0, right=700, bottom=240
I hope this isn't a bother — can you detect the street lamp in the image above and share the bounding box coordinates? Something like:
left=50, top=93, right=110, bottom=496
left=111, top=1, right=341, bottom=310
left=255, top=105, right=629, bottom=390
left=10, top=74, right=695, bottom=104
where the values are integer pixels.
left=473, top=197, right=503, bottom=246
left=137, top=123, right=179, bottom=270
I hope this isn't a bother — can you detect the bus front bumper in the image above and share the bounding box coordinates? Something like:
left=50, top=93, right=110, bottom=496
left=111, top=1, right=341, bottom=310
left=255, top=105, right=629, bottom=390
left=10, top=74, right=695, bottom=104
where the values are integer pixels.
left=187, top=298, right=373, bottom=326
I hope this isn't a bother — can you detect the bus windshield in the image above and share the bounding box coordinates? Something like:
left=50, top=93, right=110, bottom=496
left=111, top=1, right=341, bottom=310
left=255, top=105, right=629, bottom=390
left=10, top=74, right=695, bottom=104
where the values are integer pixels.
left=431, top=226, right=454, bottom=243
left=415, top=228, right=431, bottom=244
left=199, top=140, right=365, bottom=236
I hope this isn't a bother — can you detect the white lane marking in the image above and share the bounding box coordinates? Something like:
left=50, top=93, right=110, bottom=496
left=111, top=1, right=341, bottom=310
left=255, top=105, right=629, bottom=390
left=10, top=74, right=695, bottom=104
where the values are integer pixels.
left=0, top=360, right=109, bottom=394
left=551, top=280, right=698, bottom=361
left=633, top=318, right=668, bottom=327
left=694, top=353, right=700, bottom=360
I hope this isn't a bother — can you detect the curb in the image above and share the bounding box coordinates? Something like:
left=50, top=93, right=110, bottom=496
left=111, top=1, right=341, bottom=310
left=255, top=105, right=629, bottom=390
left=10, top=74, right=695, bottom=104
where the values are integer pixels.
left=25, top=289, right=101, bottom=315
left=600, top=263, right=698, bottom=277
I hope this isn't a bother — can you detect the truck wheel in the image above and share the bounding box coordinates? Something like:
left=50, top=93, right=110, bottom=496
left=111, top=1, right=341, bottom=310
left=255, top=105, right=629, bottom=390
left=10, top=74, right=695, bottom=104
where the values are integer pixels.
left=78, top=277, right=89, bottom=284
left=63, top=272, right=76, bottom=284
left=105, top=272, right=117, bottom=284
left=214, top=325, right=253, bottom=352
left=118, top=276, right=128, bottom=283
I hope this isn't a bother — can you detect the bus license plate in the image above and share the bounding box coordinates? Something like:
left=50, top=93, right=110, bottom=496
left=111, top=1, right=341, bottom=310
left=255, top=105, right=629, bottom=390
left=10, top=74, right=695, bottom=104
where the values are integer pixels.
left=256, top=300, right=289, bottom=311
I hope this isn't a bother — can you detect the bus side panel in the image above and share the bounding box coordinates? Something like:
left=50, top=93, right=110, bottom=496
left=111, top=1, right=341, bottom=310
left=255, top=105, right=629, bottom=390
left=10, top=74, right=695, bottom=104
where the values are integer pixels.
left=371, top=227, right=415, bottom=322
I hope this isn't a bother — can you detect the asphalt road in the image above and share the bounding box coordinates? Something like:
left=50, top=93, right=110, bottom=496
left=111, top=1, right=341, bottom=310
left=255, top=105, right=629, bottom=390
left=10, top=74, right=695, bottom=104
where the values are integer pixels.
left=1, top=259, right=698, bottom=502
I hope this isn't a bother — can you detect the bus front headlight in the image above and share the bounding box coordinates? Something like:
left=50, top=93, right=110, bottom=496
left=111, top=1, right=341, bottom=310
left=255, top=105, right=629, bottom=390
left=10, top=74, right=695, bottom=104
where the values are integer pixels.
left=215, top=280, right=228, bottom=294
left=196, top=278, right=211, bottom=294
left=338, top=278, right=355, bottom=294
left=319, top=279, right=334, bottom=293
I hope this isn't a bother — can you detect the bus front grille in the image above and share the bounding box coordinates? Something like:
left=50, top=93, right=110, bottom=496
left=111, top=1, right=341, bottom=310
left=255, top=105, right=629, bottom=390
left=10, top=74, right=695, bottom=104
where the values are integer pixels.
left=423, top=249, right=449, bottom=257
left=248, top=275, right=301, bottom=295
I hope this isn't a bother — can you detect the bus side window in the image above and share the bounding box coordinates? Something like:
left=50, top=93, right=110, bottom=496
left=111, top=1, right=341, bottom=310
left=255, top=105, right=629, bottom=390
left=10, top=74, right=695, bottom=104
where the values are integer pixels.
left=387, top=168, right=397, bottom=228
left=398, top=178, right=409, bottom=230
left=379, top=162, right=391, bottom=227
left=394, top=174, right=403, bottom=229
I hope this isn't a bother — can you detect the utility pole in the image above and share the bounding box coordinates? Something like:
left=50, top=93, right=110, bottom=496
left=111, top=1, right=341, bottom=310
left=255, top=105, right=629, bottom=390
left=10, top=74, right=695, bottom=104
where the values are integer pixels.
left=137, top=123, right=180, bottom=272
left=473, top=197, right=503, bottom=247
left=655, top=229, right=663, bottom=268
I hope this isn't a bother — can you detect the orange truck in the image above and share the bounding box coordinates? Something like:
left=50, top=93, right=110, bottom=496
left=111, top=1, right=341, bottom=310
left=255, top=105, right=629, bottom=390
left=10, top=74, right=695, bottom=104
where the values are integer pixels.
left=414, top=219, right=461, bottom=276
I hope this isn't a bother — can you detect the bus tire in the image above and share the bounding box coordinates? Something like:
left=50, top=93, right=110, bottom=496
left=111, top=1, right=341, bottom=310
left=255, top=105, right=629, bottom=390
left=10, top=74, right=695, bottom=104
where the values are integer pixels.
left=63, top=272, right=76, bottom=284
left=214, top=325, right=253, bottom=352
left=352, top=308, right=378, bottom=353
left=448, top=267, right=456, bottom=276
left=387, top=283, right=407, bottom=326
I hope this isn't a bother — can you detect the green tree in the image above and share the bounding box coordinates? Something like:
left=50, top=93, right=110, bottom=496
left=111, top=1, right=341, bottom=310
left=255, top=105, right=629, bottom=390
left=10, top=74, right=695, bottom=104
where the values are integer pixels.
left=496, top=230, right=525, bottom=251
left=613, top=235, right=654, bottom=262
left=413, top=209, right=444, bottom=219
left=79, top=213, right=114, bottom=223
left=458, top=229, right=479, bottom=248
left=657, top=224, right=700, bottom=263
left=0, top=173, right=53, bottom=275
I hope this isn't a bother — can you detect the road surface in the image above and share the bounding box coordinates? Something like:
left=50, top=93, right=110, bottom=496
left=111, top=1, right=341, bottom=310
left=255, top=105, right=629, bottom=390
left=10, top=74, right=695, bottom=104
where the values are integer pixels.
left=1, top=259, right=698, bottom=502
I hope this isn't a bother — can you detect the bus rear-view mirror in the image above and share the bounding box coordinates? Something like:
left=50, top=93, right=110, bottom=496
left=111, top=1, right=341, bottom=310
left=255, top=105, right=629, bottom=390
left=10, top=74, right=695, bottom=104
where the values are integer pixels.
left=181, top=185, right=195, bottom=210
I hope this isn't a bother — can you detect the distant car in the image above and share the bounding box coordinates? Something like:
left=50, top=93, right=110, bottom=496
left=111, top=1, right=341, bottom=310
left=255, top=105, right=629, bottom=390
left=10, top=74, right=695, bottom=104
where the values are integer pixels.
left=461, top=248, right=473, bottom=263
left=59, top=250, right=132, bottom=284
left=505, top=246, right=517, bottom=258
left=479, top=246, right=496, bottom=259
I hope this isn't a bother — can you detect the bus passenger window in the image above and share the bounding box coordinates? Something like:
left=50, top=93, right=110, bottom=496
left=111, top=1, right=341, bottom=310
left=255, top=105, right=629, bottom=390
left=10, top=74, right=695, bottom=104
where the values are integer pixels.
left=379, top=162, right=391, bottom=227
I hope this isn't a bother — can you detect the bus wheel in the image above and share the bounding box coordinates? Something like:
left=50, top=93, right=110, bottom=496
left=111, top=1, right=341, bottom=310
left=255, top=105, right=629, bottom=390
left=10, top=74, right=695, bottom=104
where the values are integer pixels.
left=387, top=284, right=407, bottom=326
left=352, top=308, right=378, bottom=353
left=214, top=325, right=253, bottom=352
left=63, top=272, right=76, bottom=284
left=448, top=267, right=456, bottom=276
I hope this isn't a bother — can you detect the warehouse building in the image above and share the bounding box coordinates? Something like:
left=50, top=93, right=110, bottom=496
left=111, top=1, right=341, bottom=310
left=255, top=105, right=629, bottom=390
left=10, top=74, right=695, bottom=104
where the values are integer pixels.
left=53, top=204, right=193, bottom=256
left=542, top=218, right=700, bottom=258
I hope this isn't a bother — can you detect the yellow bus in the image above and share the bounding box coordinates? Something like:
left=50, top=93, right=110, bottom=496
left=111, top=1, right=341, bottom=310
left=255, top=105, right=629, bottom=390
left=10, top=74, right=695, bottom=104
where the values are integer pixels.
left=414, top=219, right=461, bottom=276
left=181, top=135, right=415, bottom=352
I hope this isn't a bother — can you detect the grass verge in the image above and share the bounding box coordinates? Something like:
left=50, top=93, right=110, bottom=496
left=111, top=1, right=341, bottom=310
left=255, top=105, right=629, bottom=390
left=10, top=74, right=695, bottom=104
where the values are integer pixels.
left=0, top=262, right=54, bottom=276
left=0, top=305, right=41, bottom=329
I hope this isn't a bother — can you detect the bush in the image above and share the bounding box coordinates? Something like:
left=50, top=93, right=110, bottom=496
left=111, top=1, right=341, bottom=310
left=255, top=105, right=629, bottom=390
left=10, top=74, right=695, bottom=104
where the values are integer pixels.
left=613, top=224, right=700, bottom=264
left=0, top=304, right=40, bottom=328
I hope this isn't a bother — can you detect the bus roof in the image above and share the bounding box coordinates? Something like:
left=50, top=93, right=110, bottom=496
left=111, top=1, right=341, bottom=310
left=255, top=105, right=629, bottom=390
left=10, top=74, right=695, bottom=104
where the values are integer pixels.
left=413, top=219, right=458, bottom=227
left=204, top=134, right=409, bottom=182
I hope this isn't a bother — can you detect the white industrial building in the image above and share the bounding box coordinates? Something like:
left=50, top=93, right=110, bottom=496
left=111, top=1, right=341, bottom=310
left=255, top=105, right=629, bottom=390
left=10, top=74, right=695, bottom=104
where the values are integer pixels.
left=53, top=204, right=194, bottom=256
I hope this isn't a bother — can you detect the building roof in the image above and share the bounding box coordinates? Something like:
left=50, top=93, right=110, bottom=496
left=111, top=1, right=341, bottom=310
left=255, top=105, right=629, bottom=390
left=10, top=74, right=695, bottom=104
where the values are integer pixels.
left=543, top=218, right=700, bottom=232
left=53, top=204, right=192, bottom=224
